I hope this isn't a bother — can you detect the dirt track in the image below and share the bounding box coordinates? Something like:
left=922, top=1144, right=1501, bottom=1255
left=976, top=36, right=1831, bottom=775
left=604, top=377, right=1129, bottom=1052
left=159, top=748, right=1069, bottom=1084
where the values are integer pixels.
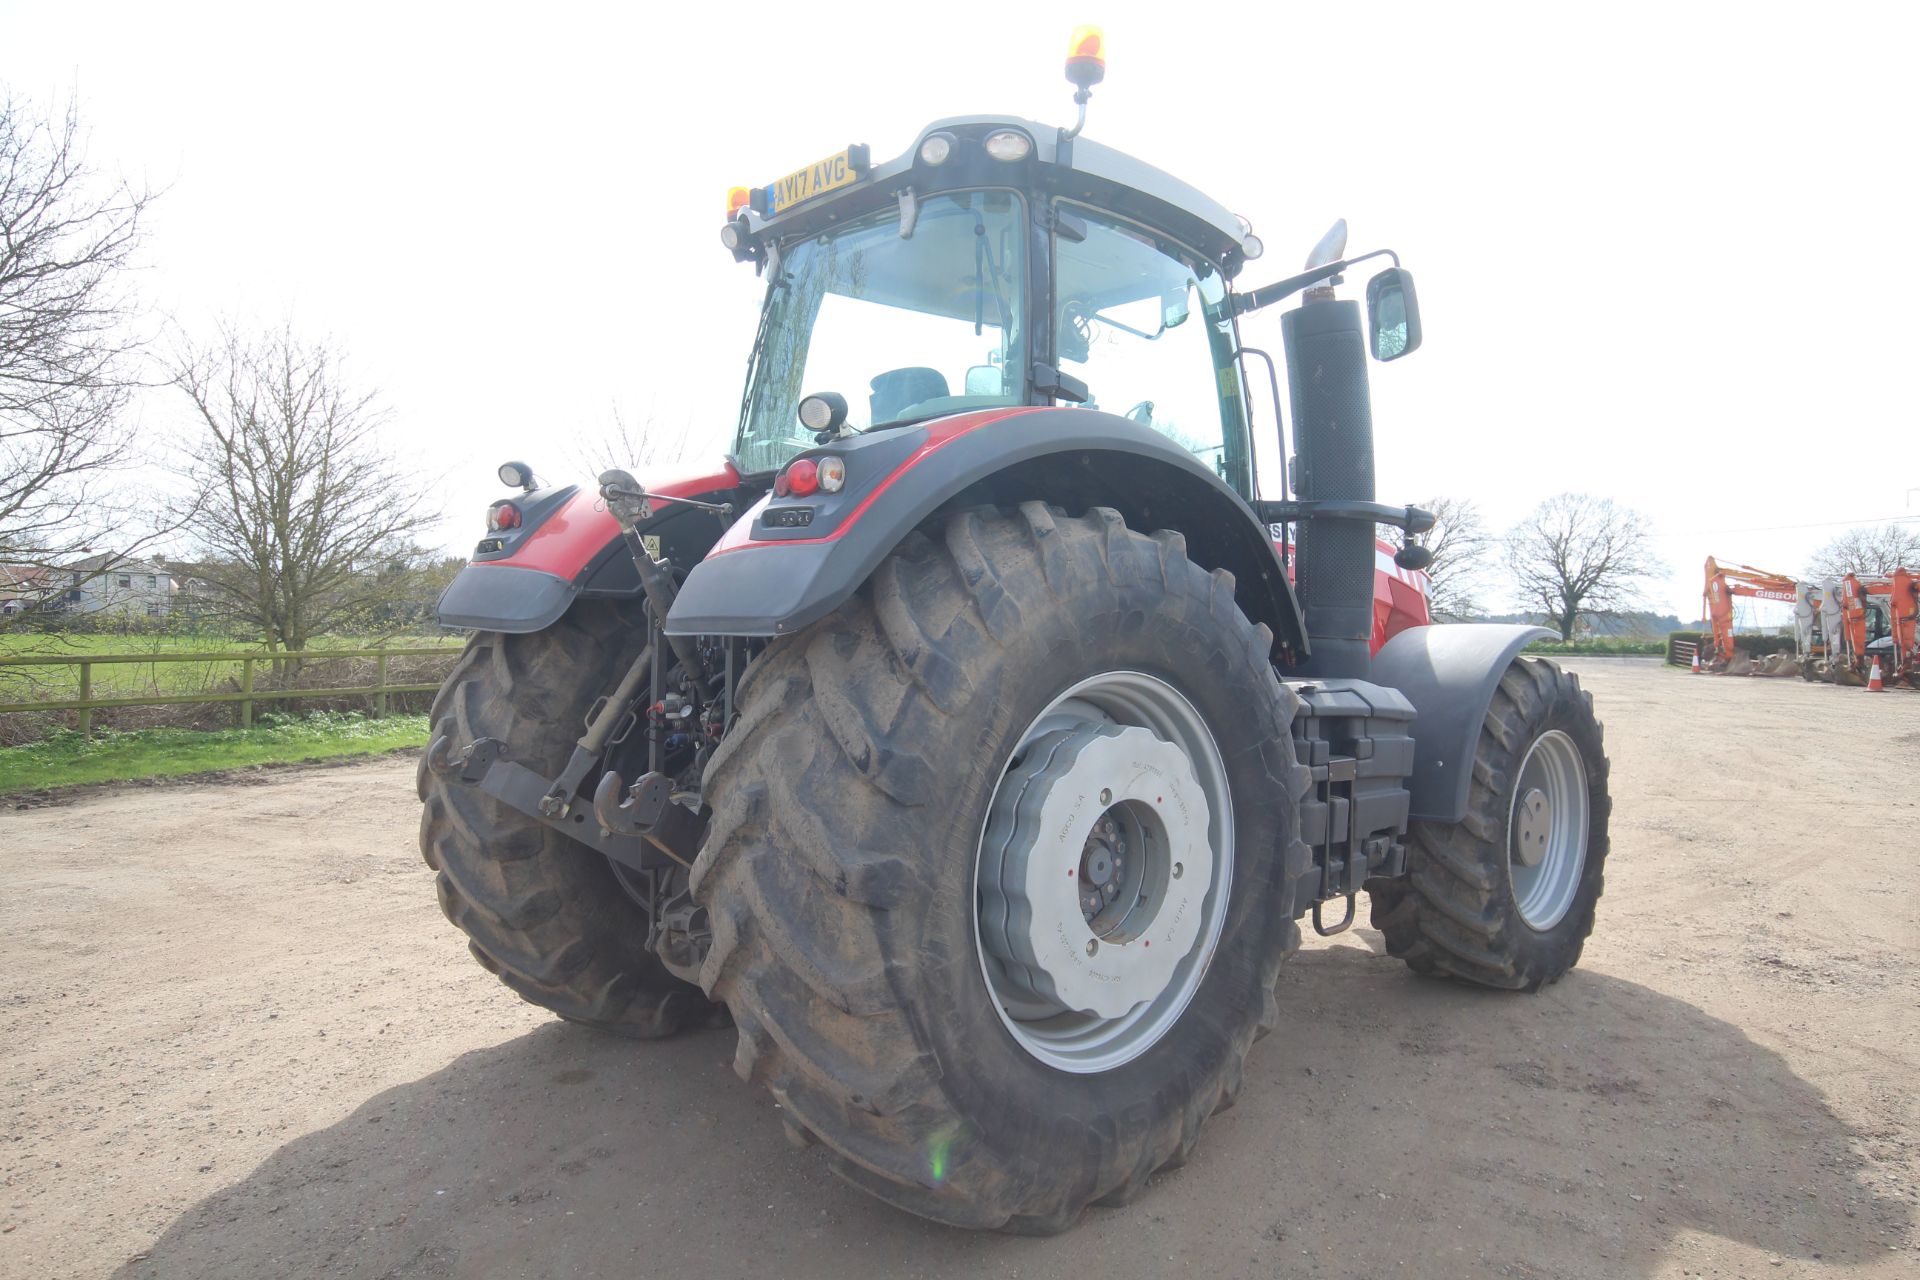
left=2, top=657, right=1915, bottom=1279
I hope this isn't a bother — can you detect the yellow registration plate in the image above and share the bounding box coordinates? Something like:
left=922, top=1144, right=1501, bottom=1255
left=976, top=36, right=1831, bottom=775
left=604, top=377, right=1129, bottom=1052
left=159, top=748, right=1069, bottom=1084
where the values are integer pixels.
left=766, top=148, right=861, bottom=214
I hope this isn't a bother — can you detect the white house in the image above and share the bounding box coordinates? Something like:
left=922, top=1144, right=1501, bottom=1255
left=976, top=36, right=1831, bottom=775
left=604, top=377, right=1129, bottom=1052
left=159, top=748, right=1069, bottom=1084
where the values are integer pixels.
left=59, top=554, right=180, bottom=618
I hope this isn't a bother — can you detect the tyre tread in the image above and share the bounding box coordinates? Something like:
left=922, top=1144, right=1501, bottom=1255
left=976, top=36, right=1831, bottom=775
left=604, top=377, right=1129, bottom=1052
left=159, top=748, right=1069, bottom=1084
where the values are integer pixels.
left=1372, top=659, right=1611, bottom=992
left=696, top=508, right=1300, bottom=1231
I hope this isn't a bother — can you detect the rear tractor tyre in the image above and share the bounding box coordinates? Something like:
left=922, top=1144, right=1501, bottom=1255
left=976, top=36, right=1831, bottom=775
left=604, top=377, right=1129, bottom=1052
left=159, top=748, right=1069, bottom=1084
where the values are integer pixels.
left=1370, top=657, right=1610, bottom=991
left=417, top=608, right=721, bottom=1037
left=694, top=504, right=1309, bottom=1232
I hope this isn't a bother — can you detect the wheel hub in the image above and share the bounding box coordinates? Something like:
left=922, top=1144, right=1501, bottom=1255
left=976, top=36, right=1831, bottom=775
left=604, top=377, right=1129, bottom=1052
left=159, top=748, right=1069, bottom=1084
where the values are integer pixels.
left=1506, top=729, right=1591, bottom=930
left=1513, top=787, right=1551, bottom=867
left=978, top=723, right=1212, bottom=1021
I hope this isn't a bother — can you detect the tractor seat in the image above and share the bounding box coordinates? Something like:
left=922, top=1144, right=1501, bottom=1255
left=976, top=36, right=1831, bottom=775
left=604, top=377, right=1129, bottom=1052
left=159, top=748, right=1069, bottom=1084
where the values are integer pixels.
left=870, top=367, right=949, bottom=424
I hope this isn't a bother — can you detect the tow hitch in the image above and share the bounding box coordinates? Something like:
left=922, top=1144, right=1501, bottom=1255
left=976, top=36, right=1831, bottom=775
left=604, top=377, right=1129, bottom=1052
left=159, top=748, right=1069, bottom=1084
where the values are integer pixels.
left=425, top=735, right=703, bottom=870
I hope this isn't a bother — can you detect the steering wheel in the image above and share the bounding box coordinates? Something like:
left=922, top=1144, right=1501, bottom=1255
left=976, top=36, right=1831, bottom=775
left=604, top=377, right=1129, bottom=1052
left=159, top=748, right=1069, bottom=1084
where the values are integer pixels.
left=1058, top=300, right=1096, bottom=364
left=1126, top=400, right=1155, bottom=426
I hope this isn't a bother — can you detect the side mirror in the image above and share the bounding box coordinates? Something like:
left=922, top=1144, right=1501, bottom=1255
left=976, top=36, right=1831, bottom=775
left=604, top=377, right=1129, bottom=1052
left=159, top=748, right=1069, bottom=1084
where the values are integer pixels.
left=1366, top=267, right=1422, bottom=361
left=964, top=365, right=1002, bottom=396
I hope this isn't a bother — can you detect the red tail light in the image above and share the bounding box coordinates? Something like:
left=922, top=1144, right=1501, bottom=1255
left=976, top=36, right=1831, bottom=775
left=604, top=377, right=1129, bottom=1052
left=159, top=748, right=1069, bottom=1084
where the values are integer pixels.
left=784, top=458, right=819, bottom=497
left=487, top=501, right=522, bottom=531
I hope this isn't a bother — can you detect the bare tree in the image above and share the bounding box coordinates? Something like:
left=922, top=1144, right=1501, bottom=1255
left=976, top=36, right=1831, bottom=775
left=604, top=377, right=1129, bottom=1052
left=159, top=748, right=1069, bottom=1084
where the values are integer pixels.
left=1805, top=523, right=1920, bottom=580
left=1390, top=495, right=1493, bottom=621
left=170, top=323, right=440, bottom=652
left=571, top=404, right=706, bottom=478
left=0, top=91, right=162, bottom=611
left=1505, top=493, right=1661, bottom=641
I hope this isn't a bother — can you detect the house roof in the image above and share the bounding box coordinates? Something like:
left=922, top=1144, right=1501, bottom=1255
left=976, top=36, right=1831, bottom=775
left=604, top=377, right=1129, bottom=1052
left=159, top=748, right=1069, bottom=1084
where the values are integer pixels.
left=66, top=553, right=172, bottom=576
left=0, top=563, right=61, bottom=599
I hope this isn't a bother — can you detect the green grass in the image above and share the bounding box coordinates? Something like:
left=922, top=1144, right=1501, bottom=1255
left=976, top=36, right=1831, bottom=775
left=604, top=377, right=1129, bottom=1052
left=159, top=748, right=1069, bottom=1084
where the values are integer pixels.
left=0, top=711, right=429, bottom=794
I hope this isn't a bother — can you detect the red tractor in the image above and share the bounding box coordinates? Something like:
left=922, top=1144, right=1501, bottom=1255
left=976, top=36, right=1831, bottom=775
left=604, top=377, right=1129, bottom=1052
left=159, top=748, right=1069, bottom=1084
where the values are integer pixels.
left=420, top=31, right=1611, bottom=1233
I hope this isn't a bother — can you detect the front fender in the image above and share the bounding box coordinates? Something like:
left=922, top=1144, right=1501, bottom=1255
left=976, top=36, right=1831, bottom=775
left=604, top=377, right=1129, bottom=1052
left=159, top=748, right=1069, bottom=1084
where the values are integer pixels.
left=665, top=407, right=1304, bottom=653
left=1370, top=623, right=1556, bottom=823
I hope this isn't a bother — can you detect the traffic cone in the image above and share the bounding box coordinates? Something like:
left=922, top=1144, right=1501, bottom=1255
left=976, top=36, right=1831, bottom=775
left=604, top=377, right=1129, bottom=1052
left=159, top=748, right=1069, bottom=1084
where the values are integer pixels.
left=1690, top=648, right=1702, bottom=674
left=1867, top=658, right=1885, bottom=692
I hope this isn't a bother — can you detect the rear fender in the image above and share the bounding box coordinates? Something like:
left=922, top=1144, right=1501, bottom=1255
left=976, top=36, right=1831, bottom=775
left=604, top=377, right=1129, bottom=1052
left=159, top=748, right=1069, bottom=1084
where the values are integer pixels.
left=435, top=462, right=743, bottom=634
left=663, top=407, right=1307, bottom=656
left=1369, top=623, right=1556, bottom=823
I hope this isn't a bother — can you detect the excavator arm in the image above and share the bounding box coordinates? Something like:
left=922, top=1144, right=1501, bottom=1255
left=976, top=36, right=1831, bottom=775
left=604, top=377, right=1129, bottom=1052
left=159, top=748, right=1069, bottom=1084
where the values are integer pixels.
left=1810, top=572, right=1920, bottom=685
left=1702, top=556, right=1799, bottom=667
left=1890, top=569, right=1918, bottom=679
left=1837, top=574, right=1871, bottom=662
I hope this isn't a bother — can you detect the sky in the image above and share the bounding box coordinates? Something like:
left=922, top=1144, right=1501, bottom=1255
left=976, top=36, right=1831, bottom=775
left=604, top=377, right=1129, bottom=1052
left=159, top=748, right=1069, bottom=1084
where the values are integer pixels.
left=4, top=0, right=1916, bottom=622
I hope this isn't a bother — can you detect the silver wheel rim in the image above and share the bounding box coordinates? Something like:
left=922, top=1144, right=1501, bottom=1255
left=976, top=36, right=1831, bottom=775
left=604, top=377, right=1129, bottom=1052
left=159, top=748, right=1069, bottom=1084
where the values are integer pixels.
left=1507, top=729, right=1590, bottom=930
left=973, top=671, right=1232, bottom=1074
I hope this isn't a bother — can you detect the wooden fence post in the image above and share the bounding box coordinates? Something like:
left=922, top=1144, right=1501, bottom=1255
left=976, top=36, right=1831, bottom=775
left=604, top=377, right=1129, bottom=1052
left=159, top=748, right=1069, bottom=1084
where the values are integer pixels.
left=78, top=662, right=92, bottom=739
left=374, top=650, right=389, bottom=718
left=240, top=658, right=254, bottom=730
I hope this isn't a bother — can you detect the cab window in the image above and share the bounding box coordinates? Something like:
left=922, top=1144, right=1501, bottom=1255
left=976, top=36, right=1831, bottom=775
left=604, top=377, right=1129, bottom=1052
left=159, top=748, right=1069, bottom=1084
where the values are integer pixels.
left=736, top=191, right=1026, bottom=473
left=1053, top=205, right=1247, bottom=493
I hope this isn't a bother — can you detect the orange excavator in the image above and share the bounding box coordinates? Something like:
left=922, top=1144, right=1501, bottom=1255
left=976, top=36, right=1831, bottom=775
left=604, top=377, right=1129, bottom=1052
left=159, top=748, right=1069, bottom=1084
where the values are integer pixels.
left=1702, top=556, right=1800, bottom=671
left=1894, top=569, right=1919, bottom=683
left=1703, top=555, right=1918, bottom=686
left=1829, top=569, right=1919, bottom=686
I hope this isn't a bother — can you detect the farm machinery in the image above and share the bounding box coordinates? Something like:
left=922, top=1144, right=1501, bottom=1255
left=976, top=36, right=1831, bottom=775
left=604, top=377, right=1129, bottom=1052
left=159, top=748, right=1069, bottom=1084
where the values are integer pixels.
left=418, top=30, right=1613, bottom=1232
left=1809, top=570, right=1918, bottom=686
left=1705, top=556, right=1918, bottom=685
left=1702, top=557, right=1802, bottom=675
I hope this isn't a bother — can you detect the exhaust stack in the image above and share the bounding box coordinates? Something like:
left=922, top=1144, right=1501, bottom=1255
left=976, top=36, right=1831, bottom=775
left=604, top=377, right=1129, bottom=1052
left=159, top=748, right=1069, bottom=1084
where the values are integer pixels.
left=1282, top=294, right=1377, bottom=679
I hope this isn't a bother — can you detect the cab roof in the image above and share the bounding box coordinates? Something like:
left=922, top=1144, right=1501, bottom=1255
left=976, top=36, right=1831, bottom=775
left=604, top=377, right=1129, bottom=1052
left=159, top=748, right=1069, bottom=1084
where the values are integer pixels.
left=736, top=114, right=1253, bottom=277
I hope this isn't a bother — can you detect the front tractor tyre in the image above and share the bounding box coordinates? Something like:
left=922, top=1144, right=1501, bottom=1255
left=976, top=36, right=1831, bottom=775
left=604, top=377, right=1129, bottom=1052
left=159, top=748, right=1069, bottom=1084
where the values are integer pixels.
left=693, top=505, right=1309, bottom=1232
left=416, top=609, right=721, bottom=1037
left=1371, top=657, right=1611, bottom=990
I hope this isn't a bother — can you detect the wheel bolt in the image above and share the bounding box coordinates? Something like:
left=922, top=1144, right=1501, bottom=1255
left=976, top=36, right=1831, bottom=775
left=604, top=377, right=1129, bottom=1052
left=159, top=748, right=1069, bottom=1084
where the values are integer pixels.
left=1086, top=938, right=1099, bottom=956
left=1173, top=862, right=1184, bottom=879
left=1099, top=788, right=1112, bottom=805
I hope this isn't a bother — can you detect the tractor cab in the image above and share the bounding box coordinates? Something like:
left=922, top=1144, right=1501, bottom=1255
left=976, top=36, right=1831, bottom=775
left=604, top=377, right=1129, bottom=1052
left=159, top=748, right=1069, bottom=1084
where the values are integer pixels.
left=723, top=112, right=1265, bottom=492
left=712, top=59, right=1427, bottom=679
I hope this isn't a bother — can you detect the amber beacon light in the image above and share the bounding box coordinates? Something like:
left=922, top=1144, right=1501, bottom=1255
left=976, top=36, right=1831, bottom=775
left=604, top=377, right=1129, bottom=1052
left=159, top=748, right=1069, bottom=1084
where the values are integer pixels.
left=1065, top=25, right=1106, bottom=90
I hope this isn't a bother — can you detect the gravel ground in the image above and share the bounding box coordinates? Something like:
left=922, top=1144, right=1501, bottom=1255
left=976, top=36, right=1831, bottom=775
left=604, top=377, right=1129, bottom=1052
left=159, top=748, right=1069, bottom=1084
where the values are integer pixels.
left=2, top=657, right=1915, bottom=1279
